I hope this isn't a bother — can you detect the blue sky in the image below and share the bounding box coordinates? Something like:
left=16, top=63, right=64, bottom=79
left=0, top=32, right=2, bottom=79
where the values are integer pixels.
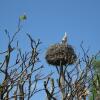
left=0, top=0, right=100, bottom=53
left=0, top=0, right=100, bottom=99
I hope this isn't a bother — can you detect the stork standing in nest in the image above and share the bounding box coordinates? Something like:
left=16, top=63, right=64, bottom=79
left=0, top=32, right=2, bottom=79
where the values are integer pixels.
left=61, top=32, right=67, bottom=46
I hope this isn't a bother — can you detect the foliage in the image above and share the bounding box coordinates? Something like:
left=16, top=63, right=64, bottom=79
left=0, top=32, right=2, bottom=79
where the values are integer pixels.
left=19, top=14, right=27, bottom=21
left=89, top=59, right=100, bottom=100
left=93, top=60, right=100, bottom=74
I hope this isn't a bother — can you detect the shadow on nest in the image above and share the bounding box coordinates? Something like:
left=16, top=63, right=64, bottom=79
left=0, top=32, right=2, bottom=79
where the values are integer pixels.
left=45, top=43, right=77, bottom=66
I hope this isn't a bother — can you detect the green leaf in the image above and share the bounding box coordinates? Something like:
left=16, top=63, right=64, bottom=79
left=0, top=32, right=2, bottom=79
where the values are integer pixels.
left=19, top=15, right=27, bottom=21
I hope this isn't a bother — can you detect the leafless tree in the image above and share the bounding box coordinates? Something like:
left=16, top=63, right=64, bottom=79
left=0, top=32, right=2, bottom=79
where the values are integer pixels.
left=0, top=17, right=100, bottom=100
left=44, top=42, right=100, bottom=100
left=0, top=18, right=45, bottom=100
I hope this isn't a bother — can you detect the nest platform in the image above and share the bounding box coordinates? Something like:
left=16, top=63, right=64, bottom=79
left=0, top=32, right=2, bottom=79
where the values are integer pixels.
left=45, top=43, right=77, bottom=66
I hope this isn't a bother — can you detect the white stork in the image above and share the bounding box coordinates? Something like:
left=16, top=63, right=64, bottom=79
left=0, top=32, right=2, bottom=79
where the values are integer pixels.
left=62, top=32, right=67, bottom=45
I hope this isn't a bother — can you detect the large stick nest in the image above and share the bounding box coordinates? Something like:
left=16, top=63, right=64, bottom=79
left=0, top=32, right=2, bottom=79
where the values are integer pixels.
left=45, top=43, right=77, bottom=66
